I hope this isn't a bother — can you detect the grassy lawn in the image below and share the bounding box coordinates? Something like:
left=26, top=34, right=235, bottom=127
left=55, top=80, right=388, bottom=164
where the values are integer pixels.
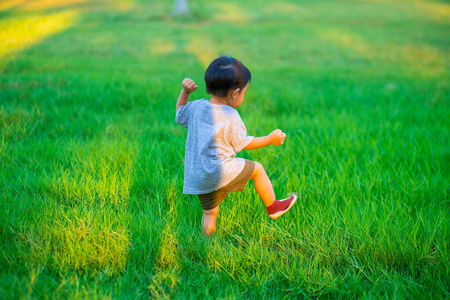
left=1, top=0, right=449, bottom=298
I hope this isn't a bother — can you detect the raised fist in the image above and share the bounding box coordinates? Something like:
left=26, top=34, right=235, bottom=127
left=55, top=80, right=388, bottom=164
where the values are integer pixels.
left=182, top=78, right=198, bottom=94
left=269, top=129, right=286, bottom=145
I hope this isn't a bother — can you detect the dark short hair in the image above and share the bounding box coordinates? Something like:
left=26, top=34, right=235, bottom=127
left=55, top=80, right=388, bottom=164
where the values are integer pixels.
left=204, top=56, right=251, bottom=97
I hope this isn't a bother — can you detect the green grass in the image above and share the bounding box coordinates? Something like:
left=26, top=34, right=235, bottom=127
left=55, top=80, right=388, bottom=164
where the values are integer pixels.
left=1, top=0, right=449, bottom=298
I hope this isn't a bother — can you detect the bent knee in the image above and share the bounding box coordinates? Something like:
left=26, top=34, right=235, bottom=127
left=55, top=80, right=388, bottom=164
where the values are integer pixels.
left=250, top=161, right=265, bottom=179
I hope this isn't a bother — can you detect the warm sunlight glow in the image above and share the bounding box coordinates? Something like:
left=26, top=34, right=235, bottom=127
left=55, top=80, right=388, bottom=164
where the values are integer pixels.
left=108, top=0, right=134, bottom=11
left=54, top=140, right=134, bottom=203
left=319, top=29, right=373, bottom=58
left=319, top=28, right=445, bottom=77
left=412, top=0, right=450, bottom=19
left=263, top=2, right=310, bottom=14
left=19, top=0, right=89, bottom=11
left=47, top=140, right=134, bottom=273
left=186, top=36, right=216, bottom=69
left=215, top=3, right=248, bottom=23
left=0, top=0, right=28, bottom=12
left=0, top=10, right=79, bottom=61
left=395, top=44, right=445, bottom=76
left=151, top=38, right=175, bottom=55
left=358, top=0, right=449, bottom=20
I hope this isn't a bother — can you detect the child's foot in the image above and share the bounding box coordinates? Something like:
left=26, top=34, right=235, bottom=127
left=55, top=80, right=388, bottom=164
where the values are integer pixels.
left=266, top=195, right=297, bottom=219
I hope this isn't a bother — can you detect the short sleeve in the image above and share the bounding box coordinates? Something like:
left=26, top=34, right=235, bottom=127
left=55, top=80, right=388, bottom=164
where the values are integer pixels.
left=175, top=102, right=191, bottom=128
left=230, top=113, right=254, bottom=152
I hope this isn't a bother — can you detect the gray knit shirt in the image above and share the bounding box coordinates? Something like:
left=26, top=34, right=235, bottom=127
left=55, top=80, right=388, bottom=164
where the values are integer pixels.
left=176, top=99, right=254, bottom=194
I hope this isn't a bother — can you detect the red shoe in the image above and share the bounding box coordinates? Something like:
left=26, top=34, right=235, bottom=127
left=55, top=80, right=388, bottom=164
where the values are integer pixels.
left=266, top=195, right=297, bottom=219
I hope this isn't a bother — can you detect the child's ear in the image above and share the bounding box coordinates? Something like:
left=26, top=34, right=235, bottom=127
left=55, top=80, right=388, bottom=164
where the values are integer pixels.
left=231, top=88, right=241, bottom=99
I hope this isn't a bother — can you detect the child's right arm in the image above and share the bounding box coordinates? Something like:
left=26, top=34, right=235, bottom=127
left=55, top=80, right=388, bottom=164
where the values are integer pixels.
left=176, top=78, right=198, bottom=112
left=243, top=129, right=286, bottom=150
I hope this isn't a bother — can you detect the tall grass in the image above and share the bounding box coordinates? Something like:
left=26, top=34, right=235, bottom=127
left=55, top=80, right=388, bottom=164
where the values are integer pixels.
left=0, top=0, right=449, bottom=298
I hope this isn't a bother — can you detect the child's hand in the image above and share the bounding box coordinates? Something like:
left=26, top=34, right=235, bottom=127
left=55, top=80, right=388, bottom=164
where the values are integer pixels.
left=182, top=78, right=198, bottom=94
left=269, top=129, right=286, bottom=145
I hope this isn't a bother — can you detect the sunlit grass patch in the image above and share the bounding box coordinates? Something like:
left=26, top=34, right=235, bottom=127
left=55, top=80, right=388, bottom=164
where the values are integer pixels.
left=185, top=35, right=216, bottom=69
left=149, top=224, right=181, bottom=296
left=47, top=139, right=135, bottom=206
left=19, top=0, right=90, bottom=11
left=318, top=29, right=374, bottom=59
left=50, top=205, right=130, bottom=274
left=1, top=138, right=135, bottom=277
left=358, top=0, right=450, bottom=21
left=0, top=0, right=28, bottom=12
left=0, top=10, right=79, bottom=62
left=214, top=2, right=248, bottom=24
left=150, top=37, right=175, bottom=56
left=107, top=0, right=134, bottom=12
left=6, top=196, right=131, bottom=277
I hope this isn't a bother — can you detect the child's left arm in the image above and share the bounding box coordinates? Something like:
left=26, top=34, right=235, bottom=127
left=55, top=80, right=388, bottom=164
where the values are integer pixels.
left=243, top=129, right=286, bottom=150
left=176, top=78, right=198, bottom=112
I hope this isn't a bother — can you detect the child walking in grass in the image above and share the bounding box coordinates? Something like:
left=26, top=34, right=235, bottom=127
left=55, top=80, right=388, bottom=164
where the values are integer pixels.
left=175, top=56, right=296, bottom=236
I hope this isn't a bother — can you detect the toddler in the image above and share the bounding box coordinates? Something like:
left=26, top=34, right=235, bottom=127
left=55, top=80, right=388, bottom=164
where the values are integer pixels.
left=175, top=56, right=296, bottom=236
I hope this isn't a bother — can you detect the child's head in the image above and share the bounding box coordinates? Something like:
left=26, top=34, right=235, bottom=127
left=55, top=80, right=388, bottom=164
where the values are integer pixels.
left=204, top=56, right=251, bottom=98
